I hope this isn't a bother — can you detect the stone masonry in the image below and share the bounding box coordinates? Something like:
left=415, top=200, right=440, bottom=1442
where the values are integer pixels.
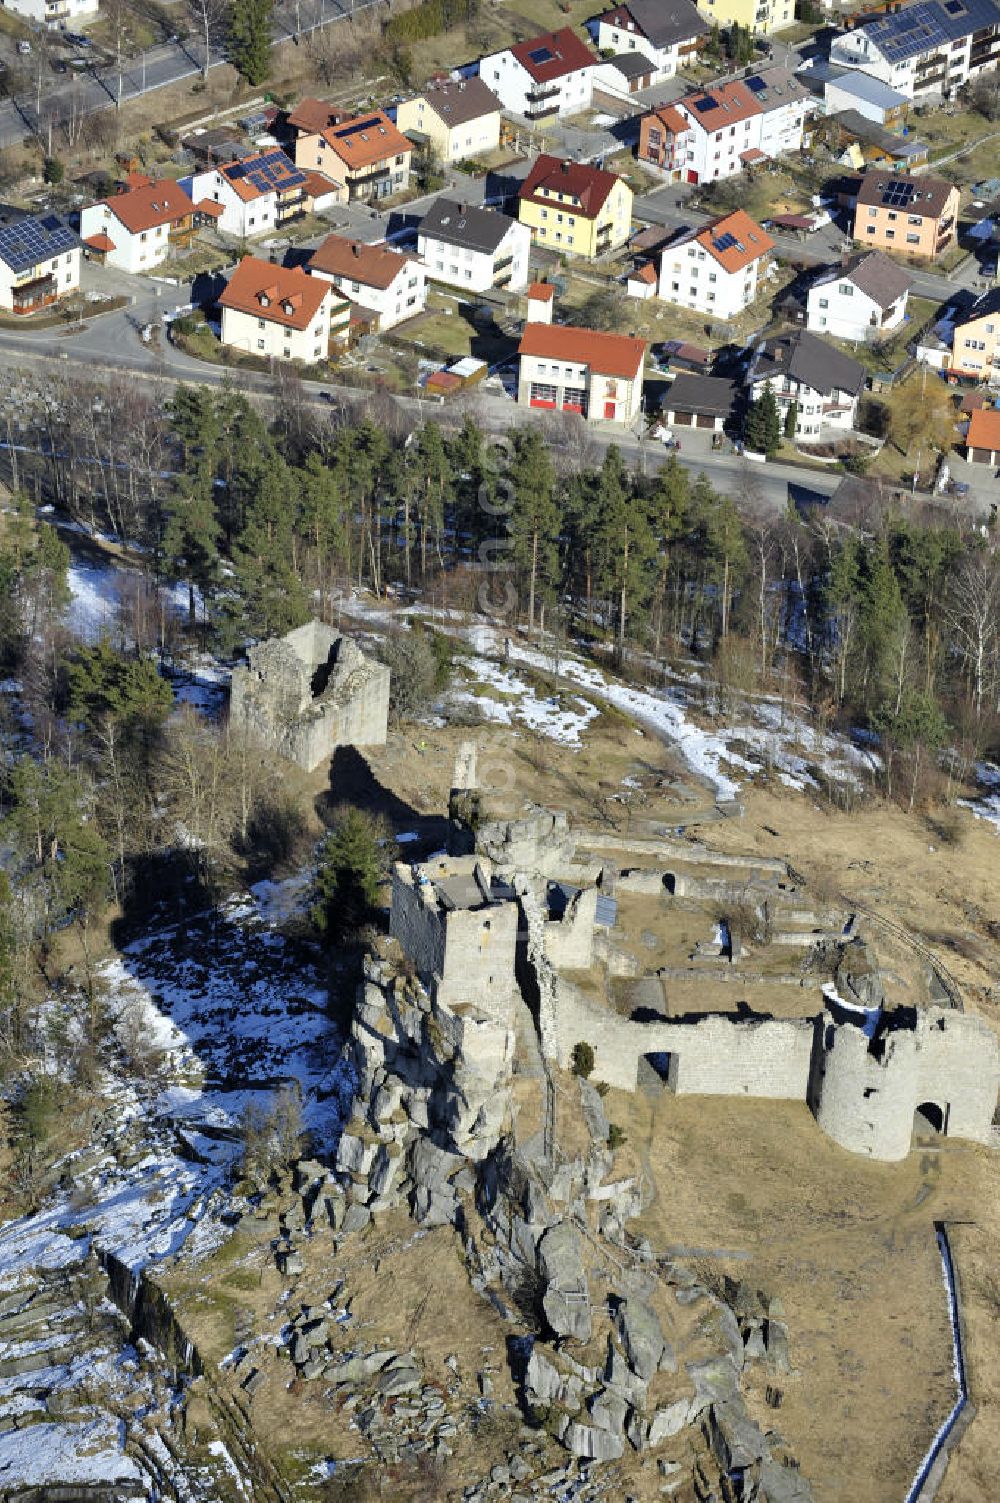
left=229, top=620, right=390, bottom=772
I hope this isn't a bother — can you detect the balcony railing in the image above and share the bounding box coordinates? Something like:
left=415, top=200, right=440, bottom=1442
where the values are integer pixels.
left=12, top=275, right=56, bottom=313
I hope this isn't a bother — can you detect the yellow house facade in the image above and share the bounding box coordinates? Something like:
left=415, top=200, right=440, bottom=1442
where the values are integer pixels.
left=694, top=0, right=793, bottom=36
left=517, top=155, right=633, bottom=260
left=396, top=77, right=501, bottom=164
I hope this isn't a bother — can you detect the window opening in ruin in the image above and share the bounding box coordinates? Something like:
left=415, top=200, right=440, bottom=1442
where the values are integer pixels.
left=913, top=1101, right=948, bottom=1137
left=663, top=873, right=676, bottom=895
left=310, top=645, right=338, bottom=698
left=863, top=1086, right=877, bottom=1099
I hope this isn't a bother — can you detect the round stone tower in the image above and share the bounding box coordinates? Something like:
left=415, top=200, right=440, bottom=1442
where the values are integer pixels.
left=809, top=993, right=921, bottom=1161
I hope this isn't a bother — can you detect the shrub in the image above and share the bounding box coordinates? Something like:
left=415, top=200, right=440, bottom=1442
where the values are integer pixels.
left=379, top=627, right=452, bottom=721
left=607, top=1122, right=627, bottom=1151
left=571, top=1041, right=595, bottom=1079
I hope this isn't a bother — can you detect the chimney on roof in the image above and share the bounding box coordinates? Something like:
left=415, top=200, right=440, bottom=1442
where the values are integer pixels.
left=352, top=241, right=360, bottom=256
left=560, top=160, right=570, bottom=173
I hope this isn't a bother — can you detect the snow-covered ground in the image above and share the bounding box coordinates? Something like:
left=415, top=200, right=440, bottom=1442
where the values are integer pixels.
left=450, top=657, right=600, bottom=747
left=465, top=625, right=879, bottom=801
left=0, top=880, right=353, bottom=1493
left=959, top=762, right=1000, bottom=833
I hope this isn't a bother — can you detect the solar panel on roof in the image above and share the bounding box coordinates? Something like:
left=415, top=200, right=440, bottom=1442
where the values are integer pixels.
left=694, top=97, right=715, bottom=113
left=0, top=212, right=76, bottom=274
left=713, top=232, right=737, bottom=251
left=746, top=75, right=766, bottom=92
left=527, top=45, right=554, bottom=62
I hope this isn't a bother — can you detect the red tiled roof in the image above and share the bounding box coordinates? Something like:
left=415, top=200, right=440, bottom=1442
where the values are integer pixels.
left=287, top=97, right=344, bottom=134
left=320, top=111, right=412, bottom=172
left=527, top=282, right=555, bottom=300
left=740, top=147, right=767, bottom=164
left=519, top=153, right=623, bottom=219
left=630, top=262, right=657, bottom=285
left=84, top=233, right=116, bottom=252
left=518, top=322, right=645, bottom=379
left=677, top=79, right=761, bottom=132
left=967, top=406, right=1000, bottom=451
left=216, top=151, right=304, bottom=202
left=219, top=255, right=331, bottom=331
left=510, top=26, right=596, bottom=81
left=194, top=199, right=224, bottom=219
left=301, top=169, right=343, bottom=198
left=694, top=210, right=773, bottom=273
left=308, top=233, right=410, bottom=290
left=104, top=179, right=196, bottom=234
left=648, top=104, right=689, bottom=136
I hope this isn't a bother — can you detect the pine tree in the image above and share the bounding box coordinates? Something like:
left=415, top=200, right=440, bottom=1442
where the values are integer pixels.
left=783, top=400, right=798, bottom=440
left=311, top=808, right=387, bottom=942
left=229, top=0, right=273, bottom=85
left=506, top=428, right=558, bottom=631
left=745, top=383, right=781, bottom=457
left=591, top=446, right=655, bottom=657
left=65, top=639, right=173, bottom=733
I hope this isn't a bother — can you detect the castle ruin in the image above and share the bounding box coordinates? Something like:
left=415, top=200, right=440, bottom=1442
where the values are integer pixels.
left=229, top=620, right=390, bottom=772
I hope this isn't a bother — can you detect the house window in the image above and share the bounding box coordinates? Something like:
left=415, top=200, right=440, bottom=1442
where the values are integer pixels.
left=838, top=284, right=853, bottom=296
left=818, top=297, right=828, bottom=309
left=906, top=233, right=920, bottom=244
left=257, top=339, right=265, bottom=349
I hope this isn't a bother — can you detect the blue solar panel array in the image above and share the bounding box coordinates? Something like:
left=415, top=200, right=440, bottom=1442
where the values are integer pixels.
left=861, top=0, right=1000, bottom=64
left=746, top=75, right=767, bottom=92
left=0, top=213, right=78, bottom=275
left=527, top=44, right=555, bottom=63
left=226, top=150, right=305, bottom=194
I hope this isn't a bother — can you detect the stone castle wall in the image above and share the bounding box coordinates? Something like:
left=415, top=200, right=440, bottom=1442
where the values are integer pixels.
left=389, top=862, right=519, bottom=1021
left=810, top=1006, right=1000, bottom=1160
left=230, top=622, right=389, bottom=772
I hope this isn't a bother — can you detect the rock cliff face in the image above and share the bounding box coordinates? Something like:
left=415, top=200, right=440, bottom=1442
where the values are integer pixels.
left=326, top=951, right=812, bottom=1500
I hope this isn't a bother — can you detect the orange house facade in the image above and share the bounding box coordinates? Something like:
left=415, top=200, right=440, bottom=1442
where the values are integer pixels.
left=637, top=104, right=692, bottom=182
left=852, top=170, right=959, bottom=262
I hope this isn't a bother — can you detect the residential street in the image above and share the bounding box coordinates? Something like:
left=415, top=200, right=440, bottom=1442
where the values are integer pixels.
left=0, top=0, right=383, bottom=149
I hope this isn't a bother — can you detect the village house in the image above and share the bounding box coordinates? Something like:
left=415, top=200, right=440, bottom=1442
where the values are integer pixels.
left=593, top=0, right=707, bottom=82
left=517, top=318, right=647, bottom=424
left=829, top=0, right=1000, bottom=101
left=636, top=103, right=692, bottom=181
left=284, top=98, right=345, bottom=141
left=751, top=66, right=811, bottom=160
left=664, top=70, right=808, bottom=185
left=219, top=255, right=350, bottom=364
left=691, top=0, right=792, bottom=36
left=946, top=287, right=1000, bottom=381
left=479, top=27, right=597, bottom=120
left=396, top=77, right=501, bottom=164
left=294, top=110, right=412, bottom=201
left=0, top=213, right=80, bottom=314
left=417, top=198, right=531, bottom=292
left=965, top=403, right=1000, bottom=461
left=632, top=208, right=773, bottom=318
left=189, top=150, right=320, bottom=239
left=669, top=79, right=762, bottom=184
left=806, top=250, right=912, bottom=341
left=518, top=155, right=633, bottom=259
left=851, top=168, right=959, bottom=260
left=80, top=178, right=222, bottom=273
left=307, top=234, right=426, bottom=332
left=747, top=328, right=866, bottom=441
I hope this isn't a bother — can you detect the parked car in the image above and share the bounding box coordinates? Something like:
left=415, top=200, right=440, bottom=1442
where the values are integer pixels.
left=17, top=40, right=31, bottom=55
